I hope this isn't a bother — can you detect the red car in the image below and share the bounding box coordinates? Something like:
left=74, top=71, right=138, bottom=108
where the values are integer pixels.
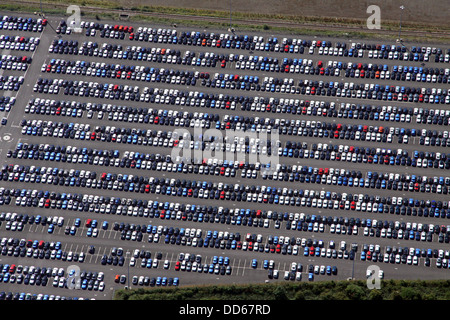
left=276, top=244, right=281, bottom=253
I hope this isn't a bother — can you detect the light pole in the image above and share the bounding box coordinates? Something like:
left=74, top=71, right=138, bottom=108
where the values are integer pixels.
left=398, top=5, right=405, bottom=43
left=126, top=251, right=130, bottom=289
left=229, top=0, right=235, bottom=34
left=229, top=0, right=232, bottom=30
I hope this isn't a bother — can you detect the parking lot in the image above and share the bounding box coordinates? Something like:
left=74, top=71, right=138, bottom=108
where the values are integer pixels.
left=0, top=12, right=449, bottom=300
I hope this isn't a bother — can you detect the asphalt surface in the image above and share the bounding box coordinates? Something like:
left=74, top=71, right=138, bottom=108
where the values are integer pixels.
left=0, top=12, right=449, bottom=300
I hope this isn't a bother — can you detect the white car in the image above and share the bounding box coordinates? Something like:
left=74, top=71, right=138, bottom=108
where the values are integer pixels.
left=164, top=260, right=170, bottom=269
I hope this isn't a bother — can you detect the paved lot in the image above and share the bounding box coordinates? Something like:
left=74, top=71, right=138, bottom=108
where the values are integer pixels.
left=0, top=12, right=449, bottom=300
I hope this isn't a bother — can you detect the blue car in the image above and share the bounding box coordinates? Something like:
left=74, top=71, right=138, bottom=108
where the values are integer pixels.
left=361, top=251, right=366, bottom=260
left=304, top=247, right=309, bottom=256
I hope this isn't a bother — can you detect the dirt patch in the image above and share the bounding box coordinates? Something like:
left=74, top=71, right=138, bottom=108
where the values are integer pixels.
left=118, top=0, right=448, bottom=26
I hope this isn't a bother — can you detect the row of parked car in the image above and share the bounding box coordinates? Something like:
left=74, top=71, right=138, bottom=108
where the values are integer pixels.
left=0, top=96, right=15, bottom=112
left=24, top=93, right=450, bottom=140
left=7, top=135, right=450, bottom=197
left=98, top=215, right=431, bottom=274
left=0, top=15, right=46, bottom=32
left=41, top=58, right=200, bottom=86
left=361, top=242, right=450, bottom=268
left=27, top=79, right=448, bottom=144
left=104, top=215, right=450, bottom=271
left=43, top=80, right=449, bottom=121
left=3, top=178, right=450, bottom=237
left=205, top=72, right=450, bottom=104
left=239, top=56, right=450, bottom=85
left=15, top=99, right=448, bottom=167
left=0, top=34, right=39, bottom=51
left=0, top=75, right=23, bottom=91
left=22, top=102, right=450, bottom=159
left=15, top=115, right=450, bottom=174
left=0, top=235, right=85, bottom=264
left=19, top=110, right=450, bottom=166
left=29, top=80, right=448, bottom=140
left=0, top=259, right=105, bottom=291
left=78, top=20, right=448, bottom=66
left=0, top=54, right=32, bottom=71
left=0, top=291, right=89, bottom=300
left=4, top=159, right=449, bottom=221
left=3, top=180, right=450, bottom=268
left=4, top=195, right=450, bottom=254
left=3, top=168, right=450, bottom=241
left=46, top=37, right=450, bottom=104
left=49, top=36, right=449, bottom=101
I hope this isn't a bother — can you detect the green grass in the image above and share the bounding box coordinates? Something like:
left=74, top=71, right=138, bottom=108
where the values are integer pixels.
left=114, top=279, right=450, bottom=300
